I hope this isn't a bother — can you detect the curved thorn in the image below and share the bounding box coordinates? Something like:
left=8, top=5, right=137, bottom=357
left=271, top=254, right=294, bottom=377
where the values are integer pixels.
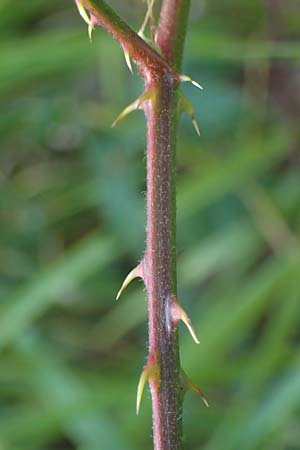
left=136, top=366, right=150, bottom=415
left=192, top=117, right=201, bottom=136
left=111, top=90, right=154, bottom=128
left=111, top=98, right=141, bottom=128
left=188, top=380, right=209, bottom=407
left=179, top=92, right=201, bottom=136
left=116, top=263, right=143, bottom=300
left=191, top=79, right=204, bottom=90
left=181, top=370, right=209, bottom=407
left=88, top=22, right=94, bottom=42
left=200, top=392, right=210, bottom=408
left=180, top=74, right=204, bottom=90
left=181, top=309, right=200, bottom=344
left=75, top=1, right=94, bottom=42
left=75, top=0, right=90, bottom=25
left=171, top=296, right=200, bottom=344
left=190, top=384, right=209, bottom=407
left=136, top=353, right=160, bottom=415
left=122, top=46, right=133, bottom=74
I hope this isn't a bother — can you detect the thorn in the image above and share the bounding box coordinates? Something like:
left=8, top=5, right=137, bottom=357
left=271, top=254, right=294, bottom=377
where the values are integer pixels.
left=75, top=0, right=94, bottom=42
left=136, top=352, right=160, bottom=415
left=75, top=0, right=90, bottom=25
left=181, top=370, right=209, bottom=407
left=116, top=263, right=143, bottom=300
left=191, top=383, right=209, bottom=407
left=192, top=117, right=201, bottom=136
left=179, top=92, right=201, bottom=136
left=180, top=308, right=200, bottom=344
left=136, top=366, right=150, bottom=415
left=170, top=296, right=200, bottom=344
left=88, top=21, right=94, bottom=42
left=180, top=74, right=204, bottom=90
left=191, top=79, right=204, bottom=90
left=111, top=90, right=154, bottom=127
left=181, top=369, right=209, bottom=408
left=111, top=98, right=141, bottom=128
left=122, top=45, right=133, bottom=74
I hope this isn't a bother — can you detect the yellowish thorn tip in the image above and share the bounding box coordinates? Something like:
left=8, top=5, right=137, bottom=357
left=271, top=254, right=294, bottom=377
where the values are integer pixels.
left=116, top=265, right=141, bottom=300
left=75, top=0, right=90, bottom=25
left=181, top=310, right=200, bottom=344
left=189, top=381, right=209, bottom=407
left=123, top=47, right=133, bottom=74
left=88, top=22, right=94, bottom=42
left=180, top=74, right=204, bottom=90
left=179, top=92, right=201, bottom=137
left=172, top=298, right=200, bottom=344
left=192, top=117, right=201, bottom=136
left=75, top=1, right=94, bottom=42
left=111, top=99, right=140, bottom=128
left=111, top=90, right=154, bottom=128
left=191, top=80, right=204, bottom=90
left=182, top=370, right=209, bottom=407
left=201, top=395, right=210, bottom=408
left=136, top=367, right=150, bottom=415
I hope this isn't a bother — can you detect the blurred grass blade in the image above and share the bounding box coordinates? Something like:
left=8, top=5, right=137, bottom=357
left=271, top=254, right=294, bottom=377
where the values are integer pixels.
left=0, top=235, right=117, bottom=350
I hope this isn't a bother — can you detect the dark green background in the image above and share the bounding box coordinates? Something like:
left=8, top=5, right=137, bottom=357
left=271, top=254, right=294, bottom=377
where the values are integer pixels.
left=0, top=1, right=299, bottom=449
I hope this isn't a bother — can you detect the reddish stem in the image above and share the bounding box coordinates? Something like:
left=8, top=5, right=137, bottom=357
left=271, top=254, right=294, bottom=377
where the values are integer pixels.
left=75, top=1, right=192, bottom=449
left=157, top=0, right=191, bottom=70
left=81, top=0, right=175, bottom=80
left=143, top=2, right=191, bottom=448
left=143, top=74, right=182, bottom=450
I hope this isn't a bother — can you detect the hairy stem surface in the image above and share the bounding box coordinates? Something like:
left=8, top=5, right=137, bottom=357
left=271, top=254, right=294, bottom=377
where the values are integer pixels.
left=157, top=0, right=191, bottom=69
left=144, top=75, right=181, bottom=450
left=145, top=3, right=191, bottom=448
left=75, top=1, right=192, bottom=449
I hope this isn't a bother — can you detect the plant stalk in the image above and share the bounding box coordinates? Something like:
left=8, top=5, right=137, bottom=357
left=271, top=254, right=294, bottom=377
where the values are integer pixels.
left=75, top=1, right=192, bottom=449
left=145, top=3, right=191, bottom=447
left=144, top=75, right=181, bottom=450
left=157, top=0, right=191, bottom=70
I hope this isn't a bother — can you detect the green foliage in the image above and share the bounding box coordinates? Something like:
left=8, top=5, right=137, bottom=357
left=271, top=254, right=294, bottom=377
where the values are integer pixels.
left=0, top=1, right=299, bottom=449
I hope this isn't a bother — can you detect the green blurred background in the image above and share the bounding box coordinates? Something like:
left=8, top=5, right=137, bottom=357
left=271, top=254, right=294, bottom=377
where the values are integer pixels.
left=1, top=0, right=300, bottom=449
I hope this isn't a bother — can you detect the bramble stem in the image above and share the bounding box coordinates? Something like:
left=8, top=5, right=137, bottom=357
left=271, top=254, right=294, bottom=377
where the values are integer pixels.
left=144, top=75, right=182, bottom=450
left=157, top=0, right=191, bottom=70
left=145, top=3, right=191, bottom=449
left=75, top=1, right=192, bottom=449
